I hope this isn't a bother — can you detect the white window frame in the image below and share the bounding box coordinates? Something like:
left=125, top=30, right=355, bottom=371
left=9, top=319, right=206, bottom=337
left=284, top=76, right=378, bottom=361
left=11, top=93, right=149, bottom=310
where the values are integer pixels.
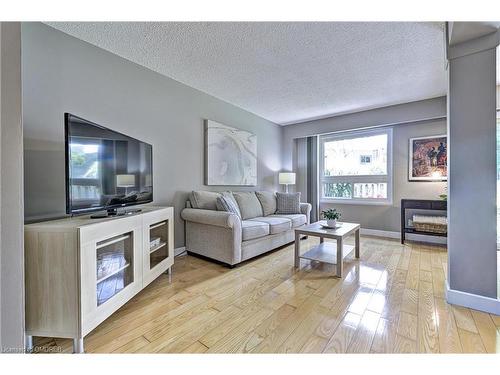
left=319, top=127, right=393, bottom=205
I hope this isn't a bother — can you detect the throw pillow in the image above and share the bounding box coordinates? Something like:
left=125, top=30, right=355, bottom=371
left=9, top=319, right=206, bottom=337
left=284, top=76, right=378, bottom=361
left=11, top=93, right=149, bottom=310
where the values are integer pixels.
left=276, top=192, right=301, bottom=214
left=190, top=191, right=221, bottom=210
left=232, top=192, right=264, bottom=219
left=255, top=191, right=277, bottom=216
left=215, top=193, right=242, bottom=218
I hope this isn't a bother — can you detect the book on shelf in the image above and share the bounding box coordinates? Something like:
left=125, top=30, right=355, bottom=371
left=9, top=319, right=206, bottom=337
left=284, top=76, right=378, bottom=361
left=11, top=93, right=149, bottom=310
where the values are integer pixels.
left=96, top=251, right=128, bottom=282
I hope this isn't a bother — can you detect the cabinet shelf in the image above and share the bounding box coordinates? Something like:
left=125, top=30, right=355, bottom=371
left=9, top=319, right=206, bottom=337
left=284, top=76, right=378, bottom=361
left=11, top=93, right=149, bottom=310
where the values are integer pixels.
left=404, top=228, right=447, bottom=237
left=149, top=241, right=167, bottom=254
left=96, top=234, right=130, bottom=250
left=150, top=221, right=166, bottom=230
left=96, top=262, right=131, bottom=284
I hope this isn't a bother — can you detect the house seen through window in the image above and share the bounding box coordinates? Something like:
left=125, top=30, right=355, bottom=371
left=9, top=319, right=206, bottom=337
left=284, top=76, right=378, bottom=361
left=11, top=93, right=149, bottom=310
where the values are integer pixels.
left=319, top=128, right=392, bottom=204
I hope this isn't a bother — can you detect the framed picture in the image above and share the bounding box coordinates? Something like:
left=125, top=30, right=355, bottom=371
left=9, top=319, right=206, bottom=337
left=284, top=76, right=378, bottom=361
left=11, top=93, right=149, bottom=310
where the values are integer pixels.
left=408, top=135, right=447, bottom=181
left=204, top=119, right=257, bottom=186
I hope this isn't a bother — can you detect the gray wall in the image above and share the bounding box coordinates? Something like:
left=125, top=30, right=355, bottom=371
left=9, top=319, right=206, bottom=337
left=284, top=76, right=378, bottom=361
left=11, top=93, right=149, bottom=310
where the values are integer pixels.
left=322, top=120, right=447, bottom=233
left=22, top=23, right=282, bottom=248
left=1, top=22, right=25, bottom=352
left=283, top=99, right=447, bottom=233
left=448, top=42, right=498, bottom=298
left=282, top=96, right=447, bottom=170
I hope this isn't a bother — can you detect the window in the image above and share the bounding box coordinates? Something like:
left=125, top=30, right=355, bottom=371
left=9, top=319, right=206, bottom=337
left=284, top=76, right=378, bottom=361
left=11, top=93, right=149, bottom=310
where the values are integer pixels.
left=319, top=128, right=393, bottom=204
left=69, top=140, right=102, bottom=203
left=360, top=155, right=372, bottom=164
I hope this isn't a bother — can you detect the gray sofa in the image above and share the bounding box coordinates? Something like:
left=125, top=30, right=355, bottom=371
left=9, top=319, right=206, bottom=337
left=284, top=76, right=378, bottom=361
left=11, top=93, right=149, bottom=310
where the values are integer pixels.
left=181, top=191, right=312, bottom=266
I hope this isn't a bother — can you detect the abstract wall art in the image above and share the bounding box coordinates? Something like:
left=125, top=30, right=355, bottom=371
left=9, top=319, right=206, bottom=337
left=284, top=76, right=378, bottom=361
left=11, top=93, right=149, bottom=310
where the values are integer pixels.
left=205, top=120, right=257, bottom=186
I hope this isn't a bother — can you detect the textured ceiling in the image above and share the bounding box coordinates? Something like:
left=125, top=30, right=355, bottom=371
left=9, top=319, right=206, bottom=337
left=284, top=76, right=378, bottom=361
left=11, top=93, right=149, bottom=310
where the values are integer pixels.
left=46, top=22, right=447, bottom=125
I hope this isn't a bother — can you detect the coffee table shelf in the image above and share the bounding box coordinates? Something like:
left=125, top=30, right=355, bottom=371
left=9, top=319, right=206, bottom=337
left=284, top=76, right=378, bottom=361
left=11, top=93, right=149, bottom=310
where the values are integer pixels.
left=294, top=221, right=360, bottom=278
left=299, top=242, right=355, bottom=265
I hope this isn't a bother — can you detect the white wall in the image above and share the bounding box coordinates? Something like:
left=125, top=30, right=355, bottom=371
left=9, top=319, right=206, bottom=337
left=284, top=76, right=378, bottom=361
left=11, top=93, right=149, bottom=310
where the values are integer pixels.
left=0, top=22, right=25, bottom=352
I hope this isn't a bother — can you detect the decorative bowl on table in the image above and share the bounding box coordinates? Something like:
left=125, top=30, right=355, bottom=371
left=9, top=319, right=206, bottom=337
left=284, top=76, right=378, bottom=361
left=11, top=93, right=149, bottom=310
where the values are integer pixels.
left=320, top=220, right=342, bottom=229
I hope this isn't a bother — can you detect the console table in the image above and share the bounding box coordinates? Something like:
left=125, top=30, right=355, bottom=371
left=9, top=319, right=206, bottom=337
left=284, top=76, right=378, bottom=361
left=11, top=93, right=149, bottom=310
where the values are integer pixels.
left=24, top=206, right=174, bottom=353
left=400, top=199, right=447, bottom=244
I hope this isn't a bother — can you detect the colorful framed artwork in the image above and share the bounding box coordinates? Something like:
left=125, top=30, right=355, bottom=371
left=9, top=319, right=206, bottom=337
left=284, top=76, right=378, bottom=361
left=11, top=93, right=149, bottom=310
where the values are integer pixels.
left=409, top=135, right=447, bottom=181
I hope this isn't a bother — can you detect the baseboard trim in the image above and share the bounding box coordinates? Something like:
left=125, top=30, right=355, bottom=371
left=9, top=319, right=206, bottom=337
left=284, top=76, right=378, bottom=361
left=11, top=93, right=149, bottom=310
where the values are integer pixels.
left=174, top=246, right=186, bottom=257
left=445, top=281, right=500, bottom=315
left=360, top=228, right=447, bottom=245
left=360, top=228, right=399, bottom=239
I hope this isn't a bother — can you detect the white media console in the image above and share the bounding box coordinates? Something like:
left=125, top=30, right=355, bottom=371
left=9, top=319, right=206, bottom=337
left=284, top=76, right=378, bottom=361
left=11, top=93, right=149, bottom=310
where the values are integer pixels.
left=24, top=206, right=174, bottom=353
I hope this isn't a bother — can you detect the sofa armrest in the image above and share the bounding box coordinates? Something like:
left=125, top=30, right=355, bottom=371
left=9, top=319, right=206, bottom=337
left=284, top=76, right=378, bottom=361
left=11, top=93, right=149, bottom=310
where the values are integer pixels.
left=181, top=208, right=241, bottom=229
left=300, top=203, right=312, bottom=223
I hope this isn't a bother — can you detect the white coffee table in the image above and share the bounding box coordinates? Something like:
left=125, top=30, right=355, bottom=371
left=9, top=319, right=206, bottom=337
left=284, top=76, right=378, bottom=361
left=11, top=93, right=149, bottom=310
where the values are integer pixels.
left=294, top=221, right=360, bottom=278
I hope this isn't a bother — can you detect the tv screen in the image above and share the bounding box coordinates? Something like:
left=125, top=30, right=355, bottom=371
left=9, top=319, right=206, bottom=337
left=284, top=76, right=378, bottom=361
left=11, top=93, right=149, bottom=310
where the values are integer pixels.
left=65, top=113, right=153, bottom=215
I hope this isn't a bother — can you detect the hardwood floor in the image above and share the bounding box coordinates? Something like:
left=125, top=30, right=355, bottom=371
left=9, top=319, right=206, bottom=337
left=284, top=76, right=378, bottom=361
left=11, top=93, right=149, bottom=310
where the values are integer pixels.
left=33, top=236, right=500, bottom=354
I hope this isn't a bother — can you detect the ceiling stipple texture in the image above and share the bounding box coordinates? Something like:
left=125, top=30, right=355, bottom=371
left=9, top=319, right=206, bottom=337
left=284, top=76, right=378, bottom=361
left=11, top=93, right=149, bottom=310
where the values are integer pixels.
left=46, top=22, right=447, bottom=125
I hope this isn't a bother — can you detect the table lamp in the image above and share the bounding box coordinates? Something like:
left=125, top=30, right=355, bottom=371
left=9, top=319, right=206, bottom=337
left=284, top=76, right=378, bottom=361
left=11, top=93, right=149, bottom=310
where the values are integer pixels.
left=279, top=172, right=296, bottom=193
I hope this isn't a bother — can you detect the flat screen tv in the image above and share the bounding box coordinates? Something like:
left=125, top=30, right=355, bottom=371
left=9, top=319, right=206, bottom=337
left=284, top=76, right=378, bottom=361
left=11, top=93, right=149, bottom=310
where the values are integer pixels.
left=65, top=113, right=153, bottom=216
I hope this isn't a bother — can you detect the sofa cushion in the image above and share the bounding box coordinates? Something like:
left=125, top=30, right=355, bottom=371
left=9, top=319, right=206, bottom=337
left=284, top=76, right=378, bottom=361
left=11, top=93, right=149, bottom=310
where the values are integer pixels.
left=276, top=192, right=301, bottom=214
left=248, top=216, right=291, bottom=234
left=216, top=193, right=242, bottom=218
left=233, top=192, right=264, bottom=219
left=270, top=214, right=306, bottom=228
left=190, top=191, right=221, bottom=210
left=255, top=191, right=277, bottom=216
left=241, top=220, right=270, bottom=241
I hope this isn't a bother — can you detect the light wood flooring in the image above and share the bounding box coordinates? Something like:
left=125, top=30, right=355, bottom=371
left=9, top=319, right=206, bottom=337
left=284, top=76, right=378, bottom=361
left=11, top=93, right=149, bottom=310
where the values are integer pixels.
left=34, top=236, right=500, bottom=353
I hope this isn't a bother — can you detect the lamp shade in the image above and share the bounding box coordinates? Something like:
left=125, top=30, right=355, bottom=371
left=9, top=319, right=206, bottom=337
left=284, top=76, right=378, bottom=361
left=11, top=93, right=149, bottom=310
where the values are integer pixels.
left=116, top=174, right=136, bottom=188
left=279, top=172, right=296, bottom=185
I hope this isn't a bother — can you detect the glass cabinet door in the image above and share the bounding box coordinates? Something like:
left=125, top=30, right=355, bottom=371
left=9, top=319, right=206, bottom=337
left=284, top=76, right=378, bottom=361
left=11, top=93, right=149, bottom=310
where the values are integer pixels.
left=95, top=232, right=134, bottom=306
left=148, top=220, right=169, bottom=269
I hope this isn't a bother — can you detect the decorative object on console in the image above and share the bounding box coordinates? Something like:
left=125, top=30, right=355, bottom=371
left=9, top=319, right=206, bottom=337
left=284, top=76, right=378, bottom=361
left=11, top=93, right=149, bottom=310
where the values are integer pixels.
left=322, top=208, right=342, bottom=228
left=439, top=185, right=448, bottom=201
left=276, top=192, right=301, bottom=214
left=204, top=119, right=257, bottom=186
left=278, top=172, right=296, bottom=192
left=409, top=135, right=447, bottom=181
left=412, top=215, right=447, bottom=234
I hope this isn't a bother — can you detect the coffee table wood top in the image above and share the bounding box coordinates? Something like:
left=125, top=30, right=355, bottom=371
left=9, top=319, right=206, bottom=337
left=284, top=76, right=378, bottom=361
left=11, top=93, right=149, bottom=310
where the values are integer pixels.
left=295, top=221, right=360, bottom=239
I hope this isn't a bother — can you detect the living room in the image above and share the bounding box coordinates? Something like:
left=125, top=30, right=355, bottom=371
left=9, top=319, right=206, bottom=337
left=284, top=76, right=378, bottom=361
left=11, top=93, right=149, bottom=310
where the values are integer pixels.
left=1, top=1, right=500, bottom=372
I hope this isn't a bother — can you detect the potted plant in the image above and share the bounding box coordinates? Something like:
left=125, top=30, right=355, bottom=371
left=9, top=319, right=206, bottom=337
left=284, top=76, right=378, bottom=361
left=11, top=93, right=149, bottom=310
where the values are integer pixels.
left=322, top=208, right=341, bottom=228
left=439, top=186, right=447, bottom=201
